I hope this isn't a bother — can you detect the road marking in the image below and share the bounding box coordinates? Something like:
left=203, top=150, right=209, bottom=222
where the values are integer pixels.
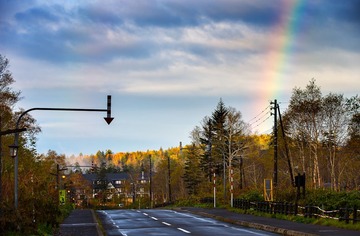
left=143, top=213, right=148, bottom=216
left=60, top=223, right=97, bottom=227
left=151, top=216, right=158, bottom=221
left=230, top=227, right=271, bottom=236
left=177, top=228, right=191, bottom=234
left=174, top=211, right=217, bottom=224
left=162, top=221, right=171, bottom=226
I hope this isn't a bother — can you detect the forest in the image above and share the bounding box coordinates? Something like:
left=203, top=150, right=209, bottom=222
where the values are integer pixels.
left=1, top=54, right=359, bottom=233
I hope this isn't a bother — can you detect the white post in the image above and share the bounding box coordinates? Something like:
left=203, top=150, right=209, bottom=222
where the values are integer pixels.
left=213, top=169, right=216, bottom=208
left=230, top=167, right=234, bottom=207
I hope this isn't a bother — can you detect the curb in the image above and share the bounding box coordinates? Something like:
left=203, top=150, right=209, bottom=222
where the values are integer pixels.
left=91, top=209, right=104, bottom=236
left=176, top=209, right=317, bottom=236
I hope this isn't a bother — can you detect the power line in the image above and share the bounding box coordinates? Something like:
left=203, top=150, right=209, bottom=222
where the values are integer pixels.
left=247, top=104, right=271, bottom=123
left=249, top=111, right=271, bottom=127
left=250, top=114, right=272, bottom=128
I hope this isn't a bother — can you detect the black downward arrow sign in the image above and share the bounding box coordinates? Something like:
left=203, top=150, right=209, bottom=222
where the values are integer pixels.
left=104, top=95, right=114, bottom=125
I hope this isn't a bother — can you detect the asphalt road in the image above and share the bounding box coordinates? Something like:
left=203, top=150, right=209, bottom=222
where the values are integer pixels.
left=97, top=209, right=279, bottom=236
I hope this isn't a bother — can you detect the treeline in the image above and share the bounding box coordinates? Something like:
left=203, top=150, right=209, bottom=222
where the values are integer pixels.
left=1, top=54, right=359, bottom=233
left=67, top=79, right=360, bottom=203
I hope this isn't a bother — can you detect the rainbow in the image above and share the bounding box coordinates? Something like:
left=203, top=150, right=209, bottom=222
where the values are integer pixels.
left=263, top=0, right=306, bottom=102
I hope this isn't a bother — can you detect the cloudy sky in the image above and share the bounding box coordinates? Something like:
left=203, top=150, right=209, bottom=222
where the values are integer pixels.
left=1, top=0, right=359, bottom=156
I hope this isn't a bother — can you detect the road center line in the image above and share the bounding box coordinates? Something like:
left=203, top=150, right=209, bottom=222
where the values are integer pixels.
left=162, top=221, right=171, bottom=226
left=143, top=213, right=148, bottom=216
left=177, top=228, right=191, bottom=234
left=151, top=216, right=158, bottom=221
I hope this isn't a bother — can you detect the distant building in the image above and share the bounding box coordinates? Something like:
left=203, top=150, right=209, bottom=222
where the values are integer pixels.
left=81, top=171, right=149, bottom=204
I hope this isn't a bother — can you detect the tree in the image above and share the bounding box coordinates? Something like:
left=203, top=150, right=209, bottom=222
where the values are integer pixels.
left=223, top=107, right=249, bottom=187
left=199, top=117, right=213, bottom=182
left=283, top=79, right=359, bottom=191
left=211, top=99, right=229, bottom=189
left=0, top=55, right=21, bottom=112
left=284, top=79, right=323, bottom=188
left=346, top=95, right=360, bottom=145
left=0, top=54, right=22, bottom=209
left=321, top=93, right=348, bottom=190
left=183, top=144, right=203, bottom=195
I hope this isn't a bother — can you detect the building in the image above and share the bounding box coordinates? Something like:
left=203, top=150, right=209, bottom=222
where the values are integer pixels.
left=81, top=171, right=150, bottom=205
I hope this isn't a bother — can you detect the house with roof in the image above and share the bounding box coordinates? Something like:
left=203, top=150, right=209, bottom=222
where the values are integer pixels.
left=81, top=171, right=150, bottom=205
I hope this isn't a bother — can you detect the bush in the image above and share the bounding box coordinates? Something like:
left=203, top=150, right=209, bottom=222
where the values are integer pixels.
left=238, top=190, right=263, bottom=201
left=303, top=189, right=360, bottom=210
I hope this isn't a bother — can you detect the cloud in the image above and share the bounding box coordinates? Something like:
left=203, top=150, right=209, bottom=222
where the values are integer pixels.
left=0, top=0, right=281, bottom=64
left=1, top=0, right=359, bottom=97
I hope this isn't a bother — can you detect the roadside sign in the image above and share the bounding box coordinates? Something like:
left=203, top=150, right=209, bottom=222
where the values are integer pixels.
left=59, top=190, right=66, bottom=205
left=264, top=179, right=273, bottom=201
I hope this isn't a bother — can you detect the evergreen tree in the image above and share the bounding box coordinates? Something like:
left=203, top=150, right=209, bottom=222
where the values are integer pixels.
left=211, top=98, right=229, bottom=179
left=183, top=144, right=203, bottom=195
left=199, top=116, right=213, bottom=182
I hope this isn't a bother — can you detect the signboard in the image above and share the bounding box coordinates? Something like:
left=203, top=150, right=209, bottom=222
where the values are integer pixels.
left=59, top=190, right=66, bottom=205
left=264, top=179, right=273, bottom=201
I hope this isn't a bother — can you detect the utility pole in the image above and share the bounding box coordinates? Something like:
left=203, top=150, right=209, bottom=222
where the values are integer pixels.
left=149, top=155, right=152, bottom=208
left=277, top=105, right=295, bottom=187
left=167, top=152, right=172, bottom=203
left=51, top=164, right=68, bottom=190
left=271, top=99, right=278, bottom=188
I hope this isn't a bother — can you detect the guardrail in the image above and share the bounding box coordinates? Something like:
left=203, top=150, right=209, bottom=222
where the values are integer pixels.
left=232, top=199, right=360, bottom=224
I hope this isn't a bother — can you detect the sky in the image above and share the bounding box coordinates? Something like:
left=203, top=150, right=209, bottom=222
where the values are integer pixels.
left=0, top=0, right=359, bottom=156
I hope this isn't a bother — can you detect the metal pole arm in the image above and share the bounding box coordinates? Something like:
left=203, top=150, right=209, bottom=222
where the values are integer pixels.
left=0, top=128, right=26, bottom=136
left=13, top=95, right=114, bottom=209
left=16, top=107, right=107, bottom=129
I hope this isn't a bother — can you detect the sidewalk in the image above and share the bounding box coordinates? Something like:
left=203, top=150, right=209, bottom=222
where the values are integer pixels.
left=57, top=209, right=102, bottom=236
left=178, top=207, right=360, bottom=236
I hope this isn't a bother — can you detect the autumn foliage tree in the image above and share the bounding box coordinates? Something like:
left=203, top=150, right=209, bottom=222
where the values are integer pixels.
left=0, top=55, right=67, bottom=234
left=282, top=79, right=359, bottom=191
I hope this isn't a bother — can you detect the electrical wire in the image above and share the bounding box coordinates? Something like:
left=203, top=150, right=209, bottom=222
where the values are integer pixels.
left=250, top=114, right=272, bottom=128
left=249, top=111, right=271, bottom=127
left=247, top=104, right=271, bottom=123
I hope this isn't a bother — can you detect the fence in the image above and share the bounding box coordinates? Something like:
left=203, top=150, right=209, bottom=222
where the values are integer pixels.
left=233, top=199, right=360, bottom=224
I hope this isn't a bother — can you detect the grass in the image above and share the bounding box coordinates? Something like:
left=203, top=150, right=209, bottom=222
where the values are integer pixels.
left=228, top=207, right=360, bottom=231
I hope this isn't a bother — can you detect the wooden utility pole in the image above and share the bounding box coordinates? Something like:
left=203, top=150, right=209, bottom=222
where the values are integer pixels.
left=167, top=153, right=172, bottom=203
left=277, top=105, right=295, bottom=186
left=271, top=99, right=278, bottom=187
left=149, top=155, right=153, bottom=208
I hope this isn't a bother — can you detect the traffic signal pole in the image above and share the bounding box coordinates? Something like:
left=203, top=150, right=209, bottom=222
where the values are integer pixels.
left=12, top=95, right=114, bottom=210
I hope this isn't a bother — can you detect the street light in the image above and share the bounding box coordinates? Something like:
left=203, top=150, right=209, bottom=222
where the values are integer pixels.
left=11, top=95, right=114, bottom=210
left=8, top=144, right=18, bottom=158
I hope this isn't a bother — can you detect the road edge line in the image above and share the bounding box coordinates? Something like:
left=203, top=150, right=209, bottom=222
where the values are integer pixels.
left=174, top=208, right=317, bottom=236
left=92, top=209, right=105, bottom=236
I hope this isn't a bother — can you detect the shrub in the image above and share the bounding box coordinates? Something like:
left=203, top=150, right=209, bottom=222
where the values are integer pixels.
left=238, top=190, right=263, bottom=201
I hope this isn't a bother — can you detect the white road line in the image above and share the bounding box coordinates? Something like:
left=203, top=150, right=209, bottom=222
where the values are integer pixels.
left=162, top=222, right=171, bottom=226
left=143, top=213, right=148, bottom=216
left=174, top=211, right=217, bottom=224
left=151, top=217, right=158, bottom=221
left=177, top=228, right=191, bottom=234
left=230, top=227, right=271, bottom=236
